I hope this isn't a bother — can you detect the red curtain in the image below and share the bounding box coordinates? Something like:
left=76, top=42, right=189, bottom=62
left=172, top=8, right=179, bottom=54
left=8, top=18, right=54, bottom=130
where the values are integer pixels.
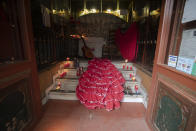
left=115, top=22, right=138, bottom=61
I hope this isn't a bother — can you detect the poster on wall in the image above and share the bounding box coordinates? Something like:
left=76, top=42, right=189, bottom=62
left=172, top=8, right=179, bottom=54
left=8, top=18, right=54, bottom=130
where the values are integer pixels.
left=168, top=55, right=178, bottom=67
left=176, top=57, right=194, bottom=74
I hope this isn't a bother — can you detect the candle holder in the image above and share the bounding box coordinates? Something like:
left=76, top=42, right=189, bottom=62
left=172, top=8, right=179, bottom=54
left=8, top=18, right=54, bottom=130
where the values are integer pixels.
left=126, top=86, right=129, bottom=94
left=134, top=85, right=139, bottom=95
left=56, top=82, right=61, bottom=90
left=130, top=74, right=132, bottom=78
left=129, top=88, right=133, bottom=95
left=123, top=64, right=125, bottom=69
left=76, top=67, right=81, bottom=76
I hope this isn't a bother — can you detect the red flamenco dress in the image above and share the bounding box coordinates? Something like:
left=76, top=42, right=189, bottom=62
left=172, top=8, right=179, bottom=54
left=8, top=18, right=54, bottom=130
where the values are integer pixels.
left=76, top=58, right=125, bottom=111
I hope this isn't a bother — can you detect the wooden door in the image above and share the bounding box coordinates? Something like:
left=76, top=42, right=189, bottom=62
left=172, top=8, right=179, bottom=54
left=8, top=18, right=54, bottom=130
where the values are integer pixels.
left=146, top=0, right=196, bottom=130
left=0, top=0, right=42, bottom=130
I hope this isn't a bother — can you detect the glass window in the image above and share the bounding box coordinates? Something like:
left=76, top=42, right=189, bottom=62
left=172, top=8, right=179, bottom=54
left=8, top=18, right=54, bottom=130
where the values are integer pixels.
left=166, top=0, right=196, bottom=77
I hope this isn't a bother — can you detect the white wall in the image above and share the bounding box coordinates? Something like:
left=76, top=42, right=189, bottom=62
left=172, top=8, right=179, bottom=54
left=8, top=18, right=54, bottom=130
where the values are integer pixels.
left=78, top=37, right=106, bottom=58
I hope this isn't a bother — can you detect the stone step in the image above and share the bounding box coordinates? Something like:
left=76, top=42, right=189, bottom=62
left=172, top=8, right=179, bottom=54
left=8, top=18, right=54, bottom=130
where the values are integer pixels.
left=124, top=80, right=139, bottom=86
left=79, top=61, right=135, bottom=70
left=55, top=78, right=78, bottom=91
left=57, top=68, right=136, bottom=79
left=111, top=61, right=134, bottom=70
left=121, top=94, right=143, bottom=102
left=58, top=68, right=78, bottom=78
left=79, top=61, right=88, bottom=68
left=48, top=92, right=78, bottom=100
left=48, top=91, right=144, bottom=103
left=55, top=76, right=138, bottom=90
left=120, top=70, right=136, bottom=80
left=60, top=61, right=75, bottom=69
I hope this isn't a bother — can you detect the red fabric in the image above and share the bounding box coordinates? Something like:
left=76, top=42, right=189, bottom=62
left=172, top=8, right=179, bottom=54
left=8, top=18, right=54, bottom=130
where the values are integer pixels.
left=76, top=58, right=125, bottom=111
left=115, top=22, right=138, bottom=61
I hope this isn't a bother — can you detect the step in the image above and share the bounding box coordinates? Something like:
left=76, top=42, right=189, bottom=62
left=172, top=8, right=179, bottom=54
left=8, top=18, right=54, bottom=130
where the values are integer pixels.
left=112, top=61, right=134, bottom=70
left=121, top=94, right=143, bottom=102
left=59, top=61, right=76, bottom=69
left=120, top=70, right=136, bottom=80
left=79, top=60, right=88, bottom=68
left=55, top=78, right=78, bottom=91
left=48, top=91, right=143, bottom=103
left=48, top=92, right=78, bottom=100
left=79, top=61, right=135, bottom=70
left=124, top=80, right=140, bottom=93
left=58, top=68, right=78, bottom=78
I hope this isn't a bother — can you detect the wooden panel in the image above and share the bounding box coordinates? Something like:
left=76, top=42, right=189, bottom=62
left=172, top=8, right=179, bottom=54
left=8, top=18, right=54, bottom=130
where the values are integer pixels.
left=0, top=77, right=33, bottom=131
left=154, top=83, right=188, bottom=131
left=152, top=79, right=196, bottom=131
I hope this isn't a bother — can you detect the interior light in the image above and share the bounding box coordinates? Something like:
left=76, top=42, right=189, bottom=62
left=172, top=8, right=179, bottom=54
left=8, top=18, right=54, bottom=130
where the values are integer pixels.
left=84, top=9, right=89, bottom=13
left=52, top=9, right=56, bottom=14
left=116, top=9, right=120, bottom=13
left=106, top=9, right=112, bottom=13
left=150, top=8, right=160, bottom=16
left=91, top=8, right=97, bottom=13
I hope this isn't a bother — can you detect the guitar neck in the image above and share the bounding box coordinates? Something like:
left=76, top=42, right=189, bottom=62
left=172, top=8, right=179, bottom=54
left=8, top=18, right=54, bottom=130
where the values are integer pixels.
left=80, top=36, right=87, bottom=47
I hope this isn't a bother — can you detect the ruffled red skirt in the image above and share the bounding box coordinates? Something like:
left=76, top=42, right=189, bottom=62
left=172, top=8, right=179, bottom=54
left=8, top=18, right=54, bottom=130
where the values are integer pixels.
left=76, top=58, right=125, bottom=111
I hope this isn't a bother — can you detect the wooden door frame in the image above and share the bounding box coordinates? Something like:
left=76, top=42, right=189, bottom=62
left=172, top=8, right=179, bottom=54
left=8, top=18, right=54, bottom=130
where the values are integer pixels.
left=146, top=0, right=196, bottom=130
left=0, top=0, right=42, bottom=129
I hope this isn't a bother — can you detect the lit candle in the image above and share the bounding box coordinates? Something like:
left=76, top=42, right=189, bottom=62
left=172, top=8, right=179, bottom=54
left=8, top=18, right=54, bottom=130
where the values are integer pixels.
left=132, top=77, right=136, bottom=81
left=58, top=82, right=61, bottom=86
left=56, top=82, right=61, bottom=90
left=56, top=86, right=60, bottom=90
left=125, top=59, right=128, bottom=63
left=60, top=72, right=67, bottom=78
left=64, top=62, right=70, bottom=68
left=135, top=85, right=138, bottom=94
left=130, top=74, right=132, bottom=78
left=123, top=64, right=125, bottom=69
left=135, top=85, right=138, bottom=90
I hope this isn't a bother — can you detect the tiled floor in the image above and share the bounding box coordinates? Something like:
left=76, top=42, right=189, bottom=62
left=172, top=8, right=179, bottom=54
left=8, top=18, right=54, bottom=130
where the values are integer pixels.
left=34, top=100, right=150, bottom=131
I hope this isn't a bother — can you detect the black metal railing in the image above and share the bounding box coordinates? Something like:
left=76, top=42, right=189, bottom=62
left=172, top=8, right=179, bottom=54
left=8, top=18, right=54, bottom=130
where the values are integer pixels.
left=135, top=18, right=159, bottom=72
left=33, top=27, right=79, bottom=70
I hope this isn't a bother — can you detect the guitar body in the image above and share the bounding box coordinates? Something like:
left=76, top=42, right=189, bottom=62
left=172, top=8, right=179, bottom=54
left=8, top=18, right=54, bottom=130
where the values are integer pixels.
left=82, top=46, right=94, bottom=59
left=81, top=36, right=94, bottom=59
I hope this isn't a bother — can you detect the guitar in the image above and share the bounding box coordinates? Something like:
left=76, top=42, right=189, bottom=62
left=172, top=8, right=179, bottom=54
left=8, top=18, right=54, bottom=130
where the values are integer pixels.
left=80, top=36, right=94, bottom=59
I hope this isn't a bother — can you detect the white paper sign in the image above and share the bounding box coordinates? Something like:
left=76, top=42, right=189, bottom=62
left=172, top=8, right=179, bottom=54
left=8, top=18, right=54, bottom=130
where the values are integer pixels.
left=176, top=57, right=194, bottom=74
left=168, top=55, right=178, bottom=67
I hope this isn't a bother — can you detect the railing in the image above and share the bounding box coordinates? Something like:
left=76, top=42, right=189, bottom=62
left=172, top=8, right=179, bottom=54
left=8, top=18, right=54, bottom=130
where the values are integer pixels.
left=135, top=18, right=159, bottom=72
left=33, top=27, right=79, bottom=70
